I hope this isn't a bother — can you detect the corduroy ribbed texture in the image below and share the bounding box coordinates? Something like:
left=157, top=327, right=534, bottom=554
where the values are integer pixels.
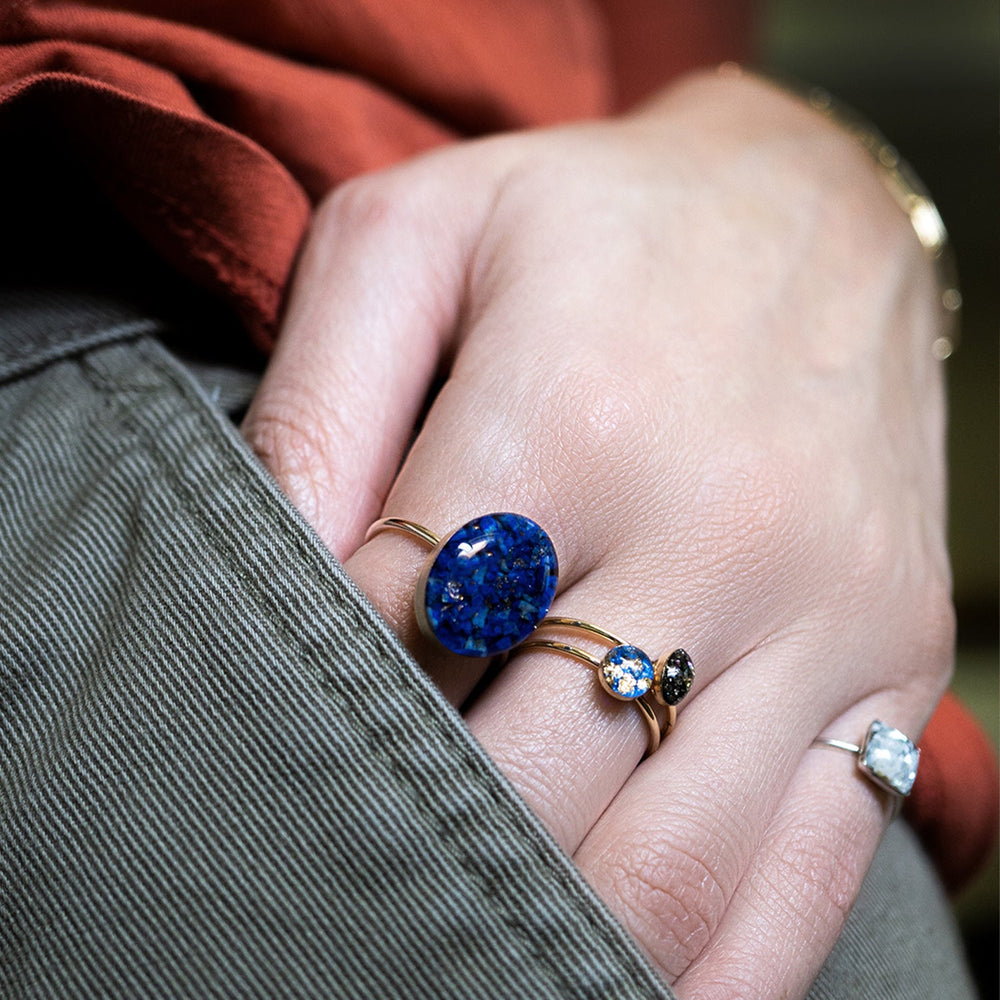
left=0, top=287, right=978, bottom=999
left=807, top=823, right=977, bottom=1000
left=0, top=294, right=672, bottom=999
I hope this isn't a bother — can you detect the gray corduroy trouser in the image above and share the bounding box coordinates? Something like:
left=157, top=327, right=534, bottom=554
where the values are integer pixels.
left=0, top=284, right=978, bottom=999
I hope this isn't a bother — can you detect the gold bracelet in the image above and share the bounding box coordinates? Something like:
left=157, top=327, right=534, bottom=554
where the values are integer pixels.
left=718, top=63, right=961, bottom=359
left=803, top=86, right=961, bottom=360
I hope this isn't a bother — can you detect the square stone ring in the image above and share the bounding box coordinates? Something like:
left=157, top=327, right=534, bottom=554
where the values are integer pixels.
left=813, top=721, right=920, bottom=815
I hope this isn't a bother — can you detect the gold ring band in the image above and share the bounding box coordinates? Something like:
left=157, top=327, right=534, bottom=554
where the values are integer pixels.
left=517, top=617, right=694, bottom=756
left=366, top=517, right=441, bottom=548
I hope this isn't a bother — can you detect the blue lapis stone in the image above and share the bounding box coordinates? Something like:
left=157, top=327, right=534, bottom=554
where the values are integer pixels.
left=600, top=645, right=654, bottom=700
left=418, top=513, right=558, bottom=657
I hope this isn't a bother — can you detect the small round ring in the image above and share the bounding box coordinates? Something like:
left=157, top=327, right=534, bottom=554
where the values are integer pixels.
left=365, top=513, right=559, bottom=658
left=517, top=616, right=695, bottom=755
left=813, top=720, right=920, bottom=804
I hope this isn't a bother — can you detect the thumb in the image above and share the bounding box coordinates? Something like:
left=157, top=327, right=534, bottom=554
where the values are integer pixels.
left=241, top=152, right=494, bottom=561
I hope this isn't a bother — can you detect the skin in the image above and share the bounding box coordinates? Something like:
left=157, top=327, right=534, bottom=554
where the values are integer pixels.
left=242, top=70, right=954, bottom=1000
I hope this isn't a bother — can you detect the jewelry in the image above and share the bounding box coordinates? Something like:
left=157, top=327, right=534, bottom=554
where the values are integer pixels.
left=717, top=63, right=961, bottom=360
left=365, top=512, right=559, bottom=657
left=813, top=720, right=919, bottom=798
left=802, top=85, right=961, bottom=361
left=517, top=617, right=695, bottom=755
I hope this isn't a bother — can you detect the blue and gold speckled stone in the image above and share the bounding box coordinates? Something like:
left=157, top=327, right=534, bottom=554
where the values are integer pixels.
left=599, top=645, right=654, bottom=700
left=417, top=513, right=558, bottom=657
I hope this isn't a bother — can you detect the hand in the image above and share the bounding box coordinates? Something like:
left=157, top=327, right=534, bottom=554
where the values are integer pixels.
left=242, top=70, right=954, bottom=999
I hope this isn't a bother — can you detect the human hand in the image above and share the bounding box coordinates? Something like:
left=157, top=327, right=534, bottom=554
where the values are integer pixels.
left=242, top=70, right=954, bottom=999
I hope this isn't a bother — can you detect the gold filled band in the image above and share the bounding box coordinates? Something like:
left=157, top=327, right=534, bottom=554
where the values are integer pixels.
left=367, top=517, right=440, bottom=548
left=517, top=617, right=695, bottom=756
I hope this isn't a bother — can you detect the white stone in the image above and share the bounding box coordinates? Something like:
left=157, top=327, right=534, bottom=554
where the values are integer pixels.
left=861, top=721, right=919, bottom=796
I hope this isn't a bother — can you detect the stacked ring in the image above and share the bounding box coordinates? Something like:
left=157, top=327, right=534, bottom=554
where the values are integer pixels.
left=517, top=617, right=695, bottom=755
left=365, top=512, right=559, bottom=657
left=813, top=720, right=920, bottom=810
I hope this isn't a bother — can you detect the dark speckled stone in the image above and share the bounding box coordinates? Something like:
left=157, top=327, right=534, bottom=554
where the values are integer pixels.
left=658, top=648, right=694, bottom=706
left=419, top=513, right=558, bottom=657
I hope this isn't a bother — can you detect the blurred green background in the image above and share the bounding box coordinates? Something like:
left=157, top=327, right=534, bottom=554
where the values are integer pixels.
left=758, top=2, right=998, bottom=995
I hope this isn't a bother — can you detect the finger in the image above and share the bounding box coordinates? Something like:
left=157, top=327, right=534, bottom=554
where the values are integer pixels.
left=241, top=153, right=493, bottom=561
left=462, top=543, right=781, bottom=854
left=461, top=451, right=831, bottom=853
left=463, top=595, right=674, bottom=853
left=341, top=359, right=602, bottom=704
left=571, top=637, right=934, bottom=995
left=669, top=714, right=894, bottom=1000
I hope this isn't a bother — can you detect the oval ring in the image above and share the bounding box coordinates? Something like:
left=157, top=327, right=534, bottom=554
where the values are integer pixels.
left=366, top=513, right=559, bottom=658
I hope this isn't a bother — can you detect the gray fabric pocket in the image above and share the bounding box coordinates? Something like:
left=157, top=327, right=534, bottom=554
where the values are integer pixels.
left=0, top=326, right=673, bottom=1000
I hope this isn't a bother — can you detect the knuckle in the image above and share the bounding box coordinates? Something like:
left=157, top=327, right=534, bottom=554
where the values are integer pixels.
left=918, top=571, right=956, bottom=656
left=844, top=505, right=904, bottom=586
left=540, top=359, right=669, bottom=555
left=455, top=355, right=666, bottom=558
left=242, top=394, right=336, bottom=520
left=846, top=508, right=956, bottom=686
left=906, top=573, right=956, bottom=691
left=550, top=361, right=658, bottom=473
left=317, top=172, right=410, bottom=233
left=597, top=837, right=730, bottom=979
left=313, top=166, right=464, bottom=333
left=763, top=821, right=862, bottom=931
left=683, top=440, right=811, bottom=586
